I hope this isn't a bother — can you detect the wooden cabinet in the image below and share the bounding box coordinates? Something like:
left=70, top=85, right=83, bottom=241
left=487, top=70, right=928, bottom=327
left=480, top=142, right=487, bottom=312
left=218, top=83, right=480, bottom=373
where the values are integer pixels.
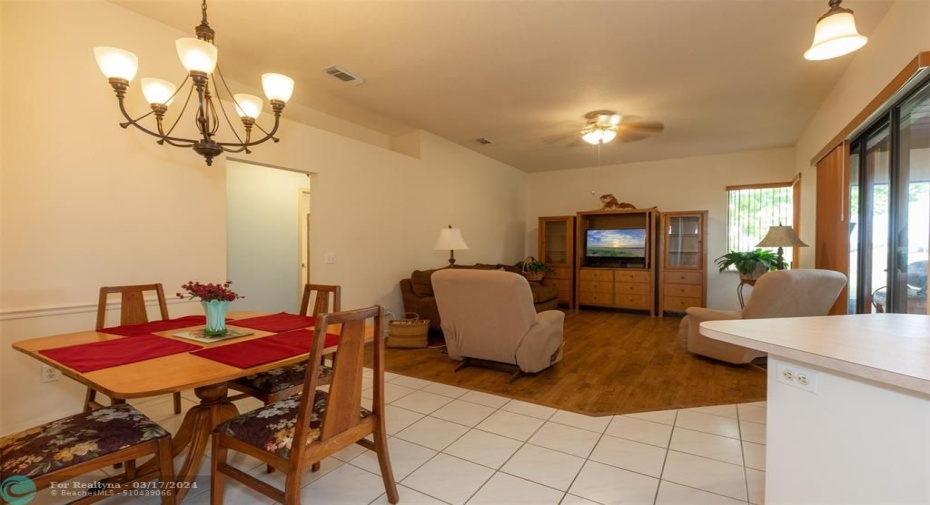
left=659, top=211, right=707, bottom=315
left=575, top=209, right=659, bottom=315
left=538, top=216, right=575, bottom=307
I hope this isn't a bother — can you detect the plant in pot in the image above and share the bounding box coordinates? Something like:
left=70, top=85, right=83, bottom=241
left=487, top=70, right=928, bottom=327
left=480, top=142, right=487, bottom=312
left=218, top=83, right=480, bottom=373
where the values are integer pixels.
left=715, top=249, right=777, bottom=282
left=515, top=256, right=554, bottom=282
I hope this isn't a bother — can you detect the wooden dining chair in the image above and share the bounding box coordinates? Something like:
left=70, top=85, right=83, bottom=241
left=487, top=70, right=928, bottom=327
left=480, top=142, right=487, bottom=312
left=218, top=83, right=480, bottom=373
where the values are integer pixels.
left=92, top=283, right=182, bottom=414
left=227, top=284, right=342, bottom=406
left=0, top=403, right=175, bottom=505
left=212, top=305, right=398, bottom=505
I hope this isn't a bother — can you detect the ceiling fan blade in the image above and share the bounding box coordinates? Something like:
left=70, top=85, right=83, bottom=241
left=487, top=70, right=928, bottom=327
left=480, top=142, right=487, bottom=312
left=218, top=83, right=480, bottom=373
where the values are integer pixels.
left=541, top=131, right=586, bottom=146
left=618, top=120, right=665, bottom=134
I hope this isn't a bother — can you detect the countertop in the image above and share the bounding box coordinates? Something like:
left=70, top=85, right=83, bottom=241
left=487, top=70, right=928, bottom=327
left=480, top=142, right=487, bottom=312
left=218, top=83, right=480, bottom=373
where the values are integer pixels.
left=700, top=314, right=930, bottom=395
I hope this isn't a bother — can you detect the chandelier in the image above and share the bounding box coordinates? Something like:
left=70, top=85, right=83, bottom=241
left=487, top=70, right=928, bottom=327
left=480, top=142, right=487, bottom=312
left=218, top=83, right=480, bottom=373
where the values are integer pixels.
left=803, top=0, right=868, bottom=61
left=93, top=0, right=294, bottom=166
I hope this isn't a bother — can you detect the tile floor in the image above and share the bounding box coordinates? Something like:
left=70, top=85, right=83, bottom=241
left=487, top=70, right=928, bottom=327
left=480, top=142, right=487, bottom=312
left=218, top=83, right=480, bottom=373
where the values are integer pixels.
left=33, top=370, right=767, bottom=505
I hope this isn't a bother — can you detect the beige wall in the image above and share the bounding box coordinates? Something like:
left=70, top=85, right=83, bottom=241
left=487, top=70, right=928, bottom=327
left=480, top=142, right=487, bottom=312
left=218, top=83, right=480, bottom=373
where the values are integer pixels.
left=526, top=147, right=797, bottom=311
left=0, top=1, right=525, bottom=434
left=794, top=0, right=930, bottom=269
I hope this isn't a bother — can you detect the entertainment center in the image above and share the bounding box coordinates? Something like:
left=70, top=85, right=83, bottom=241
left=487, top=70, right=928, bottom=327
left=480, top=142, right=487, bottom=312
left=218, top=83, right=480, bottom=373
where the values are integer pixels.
left=539, top=208, right=708, bottom=316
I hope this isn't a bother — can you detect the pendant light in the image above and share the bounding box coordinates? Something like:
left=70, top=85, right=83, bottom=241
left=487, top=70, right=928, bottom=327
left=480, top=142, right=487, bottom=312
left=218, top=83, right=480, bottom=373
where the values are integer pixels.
left=804, top=0, right=868, bottom=61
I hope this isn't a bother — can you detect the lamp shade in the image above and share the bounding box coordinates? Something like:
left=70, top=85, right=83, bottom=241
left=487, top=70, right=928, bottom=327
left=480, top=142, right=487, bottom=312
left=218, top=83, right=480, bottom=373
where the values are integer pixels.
left=757, top=226, right=809, bottom=248
left=262, top=73, right=295, bottom=103
left=233, top=93, right=263, bottom=119
left=582, top=127, right=617, bottom=145
left=804, top=10, right=867, bottom=61
left=141, top=78, right=177, bottom=106
left=176, top=38, right=218, bottom=73
left=94, top=47, right=139, bottom=81
left=434, top=227, right=469, bottom=251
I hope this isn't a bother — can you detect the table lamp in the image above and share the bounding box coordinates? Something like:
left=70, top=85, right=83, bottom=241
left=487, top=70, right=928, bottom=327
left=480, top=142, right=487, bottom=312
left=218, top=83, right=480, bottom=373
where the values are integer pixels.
left=757, top=225, right=808, bottom=270
left=434, top=225, right=469, bottom=267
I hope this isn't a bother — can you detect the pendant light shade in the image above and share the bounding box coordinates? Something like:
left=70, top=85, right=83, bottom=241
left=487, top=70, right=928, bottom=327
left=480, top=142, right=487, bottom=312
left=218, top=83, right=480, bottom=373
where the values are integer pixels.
left=93, top=47, right=138, bottom=81
left=804, top=1, right=868, bottom=61
left=233, top=94, right=263, bottom=120
left=141, top=78, right=177, bottom=106
left=262, top=73, right=295, bottom=103
left=175, top=38, right=218, bottom=73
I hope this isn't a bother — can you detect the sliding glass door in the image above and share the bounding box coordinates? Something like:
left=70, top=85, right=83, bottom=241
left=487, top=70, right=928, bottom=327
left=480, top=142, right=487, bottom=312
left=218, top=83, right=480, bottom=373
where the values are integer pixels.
left=850, top=80, right=930, bottom=314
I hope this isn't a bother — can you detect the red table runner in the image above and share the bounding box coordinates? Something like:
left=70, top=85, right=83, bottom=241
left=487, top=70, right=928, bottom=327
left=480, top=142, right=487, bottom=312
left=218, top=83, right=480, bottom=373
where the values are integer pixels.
left=191, top=329, right=339, bottom=368
left=227, top=312, right=317, bottom=333
left=100, top=316, right=207, bottom=336
left=39, top=335, right=202, bottom=373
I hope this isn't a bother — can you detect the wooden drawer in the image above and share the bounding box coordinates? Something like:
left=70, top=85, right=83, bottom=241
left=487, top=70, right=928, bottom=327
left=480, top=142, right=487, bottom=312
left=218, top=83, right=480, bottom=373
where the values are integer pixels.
left=550, top=279, right=571, bottom=293
left=615, top=293, right=650, bottom=308
left=549, top=266, right=571, bottom=280
left=663, top=283, right=702, bottom=298
left=579, top=291, right=612, bottom=305
left=614, top=282, right=649, bottom=295
left=579, top=280, right=612, bottom=294
left=614, top=270, right=650, bottom=283
left=579, top=269, right=614, bottom=282
left=663, top=295, right=702, bottom=312
left=664, top=271, right=702, bottom=285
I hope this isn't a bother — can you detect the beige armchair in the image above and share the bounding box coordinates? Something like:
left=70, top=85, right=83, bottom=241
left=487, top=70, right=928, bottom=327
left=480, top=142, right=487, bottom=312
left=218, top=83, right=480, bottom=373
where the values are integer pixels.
left=680, top=269, right=847, bottom=364
left=432, top=269, right=564, bottom=377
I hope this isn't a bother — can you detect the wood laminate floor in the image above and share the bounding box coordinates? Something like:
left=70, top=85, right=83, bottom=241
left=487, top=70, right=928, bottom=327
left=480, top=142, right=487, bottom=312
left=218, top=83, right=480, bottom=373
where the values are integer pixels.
left=371, top=310, right=766, bottom=416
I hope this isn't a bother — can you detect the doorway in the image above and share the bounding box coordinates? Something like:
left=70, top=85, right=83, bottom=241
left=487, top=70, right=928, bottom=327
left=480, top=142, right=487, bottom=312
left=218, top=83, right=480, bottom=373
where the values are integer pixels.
left=226, top=160, right=311, bottom=313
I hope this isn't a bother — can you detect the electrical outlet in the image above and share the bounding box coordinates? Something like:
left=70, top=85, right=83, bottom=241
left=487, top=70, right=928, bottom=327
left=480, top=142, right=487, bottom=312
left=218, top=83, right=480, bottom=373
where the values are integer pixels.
left=41, top=365, right=62, bottom=383
left=324, top=253, right=336, bottom=264
left=776, top=362, right=819, bottom=393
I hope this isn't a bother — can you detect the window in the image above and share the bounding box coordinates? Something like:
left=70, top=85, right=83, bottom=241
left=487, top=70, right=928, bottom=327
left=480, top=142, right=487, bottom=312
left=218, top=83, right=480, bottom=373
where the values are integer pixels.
left=726, top=178, right=800, bottom=267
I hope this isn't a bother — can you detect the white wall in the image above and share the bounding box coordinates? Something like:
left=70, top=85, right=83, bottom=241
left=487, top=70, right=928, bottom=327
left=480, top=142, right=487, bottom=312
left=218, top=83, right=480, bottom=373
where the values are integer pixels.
left=227, top=161, right=309, bottom=313
left=794, top=0, right=930, bottom=268
left=526, top=147, right=797, bottom=310
left=0, top=1, right=525, bottom=435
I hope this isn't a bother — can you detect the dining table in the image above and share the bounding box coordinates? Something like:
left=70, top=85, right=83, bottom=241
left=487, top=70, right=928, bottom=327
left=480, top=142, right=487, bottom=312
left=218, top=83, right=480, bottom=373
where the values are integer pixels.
left=12, top=310, right=372, bottom=502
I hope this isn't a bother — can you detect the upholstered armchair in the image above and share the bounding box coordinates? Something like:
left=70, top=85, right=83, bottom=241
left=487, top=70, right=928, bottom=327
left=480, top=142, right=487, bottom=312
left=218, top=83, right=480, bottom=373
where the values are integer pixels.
left=431, top=269, right=564, bottom=377
left=680, top=269, right=847, bottom=364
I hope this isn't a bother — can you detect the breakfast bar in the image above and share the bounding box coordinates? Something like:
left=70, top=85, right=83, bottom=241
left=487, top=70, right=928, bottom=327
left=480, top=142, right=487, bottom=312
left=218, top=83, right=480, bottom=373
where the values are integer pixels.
left=700, top=314, right=930, bottom=504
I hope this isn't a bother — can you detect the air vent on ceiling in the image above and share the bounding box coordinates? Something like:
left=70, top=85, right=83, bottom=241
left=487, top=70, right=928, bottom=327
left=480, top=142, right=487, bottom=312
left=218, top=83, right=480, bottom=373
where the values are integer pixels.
left=476, top=137, right=493, bottom=145
left=323, top=66, right=365, bottom=86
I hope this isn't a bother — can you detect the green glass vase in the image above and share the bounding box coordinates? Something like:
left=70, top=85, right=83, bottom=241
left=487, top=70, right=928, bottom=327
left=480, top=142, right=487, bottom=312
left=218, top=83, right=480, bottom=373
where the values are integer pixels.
left=202, top=299, right=230, bottom=336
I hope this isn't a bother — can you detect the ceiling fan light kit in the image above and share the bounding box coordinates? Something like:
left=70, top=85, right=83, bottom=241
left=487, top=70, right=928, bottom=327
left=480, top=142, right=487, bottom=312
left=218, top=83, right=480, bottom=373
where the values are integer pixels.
left=94, top=0, right=294, bottom=166
left=804, top=0, right=868, bottom=61
left=581, top=111, right=622, bottom=145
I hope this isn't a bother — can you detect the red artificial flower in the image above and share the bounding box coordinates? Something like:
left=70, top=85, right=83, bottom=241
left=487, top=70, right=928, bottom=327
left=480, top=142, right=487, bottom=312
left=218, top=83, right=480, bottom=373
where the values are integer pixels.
left=177, top=281, right=243, bottom=302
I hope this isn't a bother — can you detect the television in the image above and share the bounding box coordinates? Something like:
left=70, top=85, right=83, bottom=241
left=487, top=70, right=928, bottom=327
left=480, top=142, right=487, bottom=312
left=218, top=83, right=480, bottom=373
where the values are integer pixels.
left=586, top=229, right=647, bottom=264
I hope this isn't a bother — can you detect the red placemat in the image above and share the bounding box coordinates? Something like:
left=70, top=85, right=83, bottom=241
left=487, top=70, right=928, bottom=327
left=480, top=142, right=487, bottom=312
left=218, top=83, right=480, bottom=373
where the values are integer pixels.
left=228, top=312, right=317, bottom=333
left=100, top=316, right=207, bottom=336
left=39, top=335, right=202, bottom=373
left=191, top=329, right=338, bottom=369
left=263, top=329, right=340, bottom=350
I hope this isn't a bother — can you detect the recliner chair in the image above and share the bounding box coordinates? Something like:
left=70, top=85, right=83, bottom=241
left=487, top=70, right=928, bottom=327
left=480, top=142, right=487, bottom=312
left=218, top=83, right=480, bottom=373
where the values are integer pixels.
left=680, top=269, right=847, bottom=364
left=432, top=269, right=564, bottom=378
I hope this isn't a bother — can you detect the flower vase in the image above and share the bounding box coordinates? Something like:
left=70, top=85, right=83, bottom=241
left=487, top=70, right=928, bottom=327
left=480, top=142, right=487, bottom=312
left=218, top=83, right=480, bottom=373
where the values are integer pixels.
left=202, top=300, right=230, bottom=336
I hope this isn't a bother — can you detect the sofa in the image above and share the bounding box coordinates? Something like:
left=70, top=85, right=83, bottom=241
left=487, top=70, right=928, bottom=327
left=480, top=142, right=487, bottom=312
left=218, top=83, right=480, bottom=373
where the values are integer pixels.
left=400, top=264, right=560, bottom=332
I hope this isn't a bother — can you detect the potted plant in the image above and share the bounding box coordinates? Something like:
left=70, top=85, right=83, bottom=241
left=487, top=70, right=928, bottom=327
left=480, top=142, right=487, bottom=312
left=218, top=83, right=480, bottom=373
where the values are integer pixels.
left=715, top=249, right=777, bottom=281
left=515, top=256, right=554, bottom=282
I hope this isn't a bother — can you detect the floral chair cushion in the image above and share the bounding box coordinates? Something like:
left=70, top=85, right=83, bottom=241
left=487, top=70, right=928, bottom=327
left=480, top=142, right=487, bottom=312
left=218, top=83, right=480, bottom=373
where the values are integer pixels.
left=231, top=363, right=333, bottom=395
left=0, top=403, right=168, bottom=478
left=215, top=390, right=371, bottom=459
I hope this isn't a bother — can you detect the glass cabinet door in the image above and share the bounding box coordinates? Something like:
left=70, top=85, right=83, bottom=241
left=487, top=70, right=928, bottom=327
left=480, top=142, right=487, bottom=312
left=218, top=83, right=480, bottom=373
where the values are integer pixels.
left=543, top=220, right=569, bottom=264
left=666, top=215, right=702, bottom=268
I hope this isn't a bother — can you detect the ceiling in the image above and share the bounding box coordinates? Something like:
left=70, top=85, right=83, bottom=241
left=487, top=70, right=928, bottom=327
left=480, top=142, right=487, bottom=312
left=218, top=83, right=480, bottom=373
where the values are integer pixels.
left=111, top=0, right=894, bottom=173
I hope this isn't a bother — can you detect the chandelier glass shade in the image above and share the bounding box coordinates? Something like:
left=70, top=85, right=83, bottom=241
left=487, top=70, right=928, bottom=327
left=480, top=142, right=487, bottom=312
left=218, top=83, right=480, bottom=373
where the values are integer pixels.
left=804, top=0, right=868, bottom=61
left=94, top=1, right=294, bottom=166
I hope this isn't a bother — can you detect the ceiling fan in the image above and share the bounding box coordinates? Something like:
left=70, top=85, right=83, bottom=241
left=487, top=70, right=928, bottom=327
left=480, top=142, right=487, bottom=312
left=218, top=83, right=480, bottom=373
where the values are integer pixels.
left=544, top=110, right=665, bottom=147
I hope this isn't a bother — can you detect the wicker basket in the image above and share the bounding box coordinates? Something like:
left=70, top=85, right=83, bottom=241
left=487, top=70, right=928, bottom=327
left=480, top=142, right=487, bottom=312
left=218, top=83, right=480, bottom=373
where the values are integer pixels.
left=387, top=312, right=429, bottom=348
left=521, top=256, right=546, bottom=282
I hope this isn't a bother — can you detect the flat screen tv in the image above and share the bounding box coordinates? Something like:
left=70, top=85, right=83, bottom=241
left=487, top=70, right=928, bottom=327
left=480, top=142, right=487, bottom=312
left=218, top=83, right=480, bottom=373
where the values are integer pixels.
left=586, top=229, right=647, bottom=259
